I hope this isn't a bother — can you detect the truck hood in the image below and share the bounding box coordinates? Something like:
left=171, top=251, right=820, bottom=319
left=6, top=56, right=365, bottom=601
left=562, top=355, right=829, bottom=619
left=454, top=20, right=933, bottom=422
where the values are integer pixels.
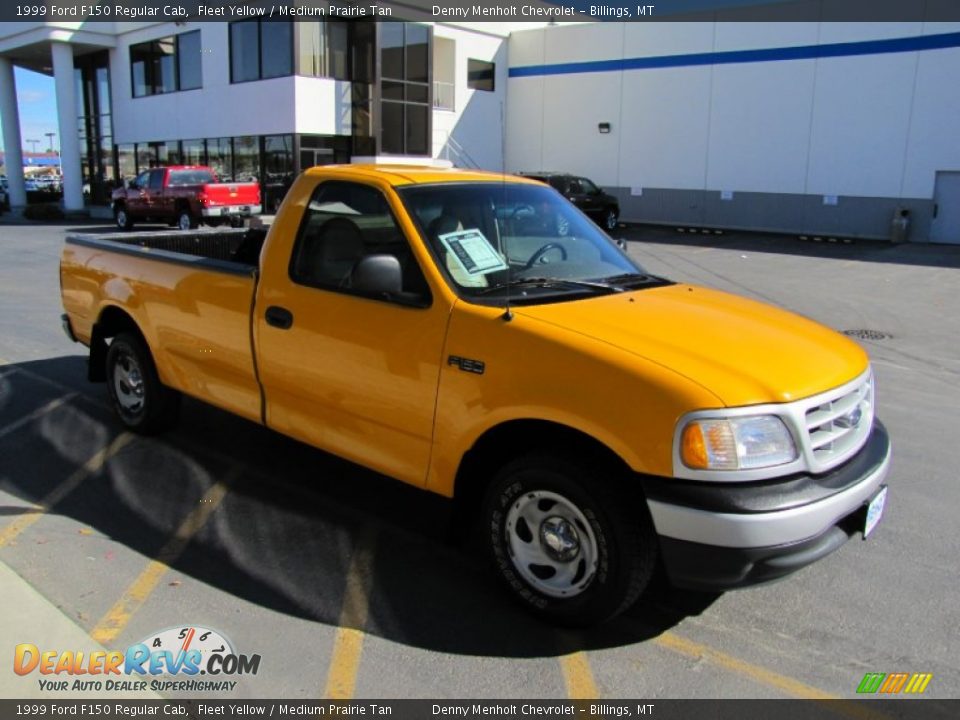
left=515, top=284, right=868, bottom=407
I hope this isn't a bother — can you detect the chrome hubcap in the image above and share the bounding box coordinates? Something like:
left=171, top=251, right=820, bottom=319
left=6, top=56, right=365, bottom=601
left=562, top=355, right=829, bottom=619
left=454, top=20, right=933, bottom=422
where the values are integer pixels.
left=113, top=352, right=145, bottom=414
left=505, top=490, right=598, bottom=598
left=117, top=210, right=127, bottom=227
left=178, top=214, right=190, bottom=230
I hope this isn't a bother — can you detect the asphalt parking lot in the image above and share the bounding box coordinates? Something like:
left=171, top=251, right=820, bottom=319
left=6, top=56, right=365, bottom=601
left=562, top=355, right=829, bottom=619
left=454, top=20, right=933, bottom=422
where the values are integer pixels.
left=0, top=220, right=957, bottom=707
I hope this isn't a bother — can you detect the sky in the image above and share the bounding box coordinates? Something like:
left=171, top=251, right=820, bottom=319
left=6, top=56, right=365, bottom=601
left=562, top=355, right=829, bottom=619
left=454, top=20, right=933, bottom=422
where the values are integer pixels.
left=0, top=67, right=59, bottom=155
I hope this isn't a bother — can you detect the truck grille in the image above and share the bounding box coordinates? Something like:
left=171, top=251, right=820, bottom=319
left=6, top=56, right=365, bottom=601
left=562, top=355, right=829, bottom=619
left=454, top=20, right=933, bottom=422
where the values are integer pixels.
left=802, top=373, right=874, bottom=472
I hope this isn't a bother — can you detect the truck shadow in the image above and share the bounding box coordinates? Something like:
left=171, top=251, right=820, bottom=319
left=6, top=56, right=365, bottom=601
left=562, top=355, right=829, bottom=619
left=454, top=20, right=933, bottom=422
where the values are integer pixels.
left=0, top=355, right=719, bottom=658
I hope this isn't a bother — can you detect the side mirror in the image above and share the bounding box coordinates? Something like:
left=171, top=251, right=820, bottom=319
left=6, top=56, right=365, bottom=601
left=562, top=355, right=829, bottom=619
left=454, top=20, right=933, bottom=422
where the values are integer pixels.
left=351, top=255, right=402, bottom=296
left=127, top=180, right=137, bottom=190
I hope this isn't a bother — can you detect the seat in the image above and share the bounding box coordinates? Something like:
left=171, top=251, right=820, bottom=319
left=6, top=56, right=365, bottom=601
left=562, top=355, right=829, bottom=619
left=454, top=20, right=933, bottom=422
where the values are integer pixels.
left=300, top=217, right=364, bottom=287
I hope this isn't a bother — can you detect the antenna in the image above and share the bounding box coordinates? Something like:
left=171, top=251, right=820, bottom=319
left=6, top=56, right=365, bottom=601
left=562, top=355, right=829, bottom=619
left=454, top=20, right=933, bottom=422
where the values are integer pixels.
left=500, top=100, right=513, bottom=322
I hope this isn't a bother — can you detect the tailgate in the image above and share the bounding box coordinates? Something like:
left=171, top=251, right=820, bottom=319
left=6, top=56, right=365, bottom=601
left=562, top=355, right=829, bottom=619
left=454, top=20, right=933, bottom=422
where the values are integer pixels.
left=204, top=182, right=260, bottom=206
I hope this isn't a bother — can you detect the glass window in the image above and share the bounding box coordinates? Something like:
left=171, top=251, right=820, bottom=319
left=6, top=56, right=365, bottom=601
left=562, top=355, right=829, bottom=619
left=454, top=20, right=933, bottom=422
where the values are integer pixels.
left=130, top=33, right=197, bottom=96
left=405, top=24, right=429, bottom=83
left=230, top=22, right=260, bottom=82
left=133, top=170, right=150, bottom=189
left=381, top=23, right=404, bottom=80
left=233, top=136, right=260, bottom=183
left=328, top=22, right=349, bottom=80
left=381, top=102, right=403, bottom=155
left=207, top=138, right=232, bottom=180
left=148, top=169, right=165, bottom=190
left=116, top=144, right=136, bottom=186
left=297, top=22, right=325, bottom=77
left=136, top=145, right=156, bottom=171
left=263, top=134, right=293, bottom=212
left=290, top=181, right=430, bottom=305
left=261, top=22, right=293, bottom=78
left=177, top=30, right=202, bottom=91
left=468, top=59, right=495, bottom=92
left=181, top=139, right=206, bottom=166
left=168, top=169, right=216, bottom=186
left=405, top=105, right=429, bottom=156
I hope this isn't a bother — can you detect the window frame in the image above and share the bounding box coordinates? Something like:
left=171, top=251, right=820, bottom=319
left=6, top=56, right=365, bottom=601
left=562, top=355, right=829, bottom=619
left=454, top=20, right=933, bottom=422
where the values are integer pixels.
left=288, top=180, right=432, bottom=309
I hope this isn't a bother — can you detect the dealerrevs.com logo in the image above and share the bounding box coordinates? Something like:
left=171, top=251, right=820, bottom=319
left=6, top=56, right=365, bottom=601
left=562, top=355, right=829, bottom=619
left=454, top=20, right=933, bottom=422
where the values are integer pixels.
left=14, top=626, right=261, bottom=693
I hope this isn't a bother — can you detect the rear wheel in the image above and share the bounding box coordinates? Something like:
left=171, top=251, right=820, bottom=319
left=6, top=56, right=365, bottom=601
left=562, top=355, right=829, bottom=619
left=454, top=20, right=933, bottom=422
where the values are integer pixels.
left=106, top=333, right=180, bottom=434
left=483, top=453, right=657, bottom=626
left=604, top=208, right=619, bottom=231
left=114, top=205, right=134, bottom=230
left=176, top=209, right=197, bottom=231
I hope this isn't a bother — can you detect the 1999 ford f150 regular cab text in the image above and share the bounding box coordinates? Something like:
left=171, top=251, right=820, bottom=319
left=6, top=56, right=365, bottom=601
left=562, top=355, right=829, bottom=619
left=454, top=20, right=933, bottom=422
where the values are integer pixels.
left=60, top=165, right=891, bottom=624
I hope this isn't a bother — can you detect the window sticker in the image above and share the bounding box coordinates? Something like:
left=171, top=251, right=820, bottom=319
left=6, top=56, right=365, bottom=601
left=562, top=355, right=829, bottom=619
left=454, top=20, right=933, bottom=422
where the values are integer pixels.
left=438, top=229, right=508, bottom=276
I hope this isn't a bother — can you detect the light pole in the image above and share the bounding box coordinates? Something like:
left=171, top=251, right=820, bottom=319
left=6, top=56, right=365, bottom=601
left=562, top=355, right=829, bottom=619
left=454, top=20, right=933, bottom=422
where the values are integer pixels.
left=45, top=132, right=57, bottom=153
left=26, top=138, right=39, bottom=154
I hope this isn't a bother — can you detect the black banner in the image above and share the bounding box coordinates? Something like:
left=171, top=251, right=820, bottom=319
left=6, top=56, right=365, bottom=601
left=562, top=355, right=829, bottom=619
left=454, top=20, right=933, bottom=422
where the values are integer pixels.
left=3, top=0, right=960, bottom=24
left=0, top=700, right=958, bottom=720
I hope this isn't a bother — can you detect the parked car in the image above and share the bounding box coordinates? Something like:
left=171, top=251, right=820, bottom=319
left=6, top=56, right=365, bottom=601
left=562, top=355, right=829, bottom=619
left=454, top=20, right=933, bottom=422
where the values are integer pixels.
left=520, top=172, right=620, bottom=231
left=112, top=165, right=261, bottom=230
left=61, top=164, right=889, bottom=625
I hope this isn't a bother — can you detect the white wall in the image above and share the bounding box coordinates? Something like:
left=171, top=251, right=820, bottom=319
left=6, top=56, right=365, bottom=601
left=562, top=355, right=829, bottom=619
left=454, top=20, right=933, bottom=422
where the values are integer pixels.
left=110, top=22, right=349, bottom=144
left=506, top=21, right=960, bottom=201
left=431, top=25, right=508, bottom=170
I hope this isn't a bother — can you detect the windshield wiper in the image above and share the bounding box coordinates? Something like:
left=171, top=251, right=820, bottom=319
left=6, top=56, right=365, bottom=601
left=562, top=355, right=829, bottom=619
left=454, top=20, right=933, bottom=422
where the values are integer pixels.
left=475, top=277, right=624, bottom=296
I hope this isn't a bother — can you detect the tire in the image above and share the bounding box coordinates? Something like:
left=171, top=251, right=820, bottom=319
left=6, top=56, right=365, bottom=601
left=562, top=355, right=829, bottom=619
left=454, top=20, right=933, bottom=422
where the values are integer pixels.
left=114, top=205, right=134, bottom=231
left=482, top=453, right=657, bottom=626
left=228, top=216, right=244, bottom=229
left=176, top=209, right=197, bottom=231
left=105, top=332, right=180, bottom=434
left=604, top=208, right=619, bottom=231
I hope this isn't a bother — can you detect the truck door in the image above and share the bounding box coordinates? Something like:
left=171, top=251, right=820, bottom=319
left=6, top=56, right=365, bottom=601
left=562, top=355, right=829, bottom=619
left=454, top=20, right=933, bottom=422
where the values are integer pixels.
left=127, top=170, right=151, bottom=218
left=146, top=169, right=167, bottom=219
left=254, top=180, right=448, bottom=487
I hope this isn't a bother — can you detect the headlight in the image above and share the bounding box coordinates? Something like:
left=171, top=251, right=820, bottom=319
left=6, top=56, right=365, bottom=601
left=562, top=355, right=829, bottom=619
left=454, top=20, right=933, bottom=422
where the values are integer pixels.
left=680, top=415, right=797, bottom=471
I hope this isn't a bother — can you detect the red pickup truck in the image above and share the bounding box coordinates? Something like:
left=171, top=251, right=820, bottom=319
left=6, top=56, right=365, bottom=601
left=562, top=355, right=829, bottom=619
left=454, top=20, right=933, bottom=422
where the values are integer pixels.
left=112, top=166, right=261, bottom=231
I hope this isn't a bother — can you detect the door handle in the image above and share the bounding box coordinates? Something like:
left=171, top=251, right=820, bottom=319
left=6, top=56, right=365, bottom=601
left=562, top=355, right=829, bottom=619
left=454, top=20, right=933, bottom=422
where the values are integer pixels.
left=265, top=306, right=293, bottom=329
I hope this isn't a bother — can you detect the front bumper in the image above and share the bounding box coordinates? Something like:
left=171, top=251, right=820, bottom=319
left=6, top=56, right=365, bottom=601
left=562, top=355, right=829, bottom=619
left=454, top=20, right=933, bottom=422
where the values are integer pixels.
left=643, top=420, right=891, bottom=590
left=201, top=204, right=262, bottom=217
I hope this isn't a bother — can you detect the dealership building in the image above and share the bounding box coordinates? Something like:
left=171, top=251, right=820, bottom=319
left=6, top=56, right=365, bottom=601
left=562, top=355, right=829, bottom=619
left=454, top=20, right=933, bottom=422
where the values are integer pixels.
left=1, top=15, right=958, bottom=242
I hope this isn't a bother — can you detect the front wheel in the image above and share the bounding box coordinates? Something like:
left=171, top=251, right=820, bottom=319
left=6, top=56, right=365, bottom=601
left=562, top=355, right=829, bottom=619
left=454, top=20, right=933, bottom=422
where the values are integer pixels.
left=114, top=205, right=134, bottom=231
left=106, top=333, right=180, bottom=434
left=483, top=453, right=657, bottom=626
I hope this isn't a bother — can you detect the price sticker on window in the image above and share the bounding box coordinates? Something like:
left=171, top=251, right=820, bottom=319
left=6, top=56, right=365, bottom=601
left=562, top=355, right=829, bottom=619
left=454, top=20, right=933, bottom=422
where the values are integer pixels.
left=439, top=229, right=508, bottom=276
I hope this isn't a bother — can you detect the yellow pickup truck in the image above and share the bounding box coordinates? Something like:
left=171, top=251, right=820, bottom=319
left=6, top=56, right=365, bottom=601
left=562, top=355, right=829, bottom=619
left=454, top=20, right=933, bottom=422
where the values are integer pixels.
left=60, top=165, right=890, bottom=625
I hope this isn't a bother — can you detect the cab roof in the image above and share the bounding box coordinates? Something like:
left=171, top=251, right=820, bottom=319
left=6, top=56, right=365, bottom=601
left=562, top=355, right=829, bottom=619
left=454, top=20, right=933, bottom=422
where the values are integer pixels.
left=302, top=163, right=545, bottom=187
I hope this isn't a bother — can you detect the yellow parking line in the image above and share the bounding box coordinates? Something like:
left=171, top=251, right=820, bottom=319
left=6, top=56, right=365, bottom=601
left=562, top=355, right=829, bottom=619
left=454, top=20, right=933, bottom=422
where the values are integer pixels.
left=90, top=478, right=231, bottom=645
left=322, top=525, right=378, bottom=700
left=0, top=433, right=134, bottom=548
left=654, top=632, right=890, bottom=720
left=0, top=392, right=78, bottom=441
left=559, top=650, right=600, bottom=699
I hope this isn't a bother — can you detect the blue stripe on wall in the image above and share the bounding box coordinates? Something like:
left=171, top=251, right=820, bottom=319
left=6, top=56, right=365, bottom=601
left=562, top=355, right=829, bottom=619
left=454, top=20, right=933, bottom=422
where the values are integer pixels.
left=508, top=31, right=960, bottom=78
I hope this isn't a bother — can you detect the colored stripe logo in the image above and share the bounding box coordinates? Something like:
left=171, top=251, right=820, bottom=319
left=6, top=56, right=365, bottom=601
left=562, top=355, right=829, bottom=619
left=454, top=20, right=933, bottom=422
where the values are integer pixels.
left=857, top=672, right=933, bottom=694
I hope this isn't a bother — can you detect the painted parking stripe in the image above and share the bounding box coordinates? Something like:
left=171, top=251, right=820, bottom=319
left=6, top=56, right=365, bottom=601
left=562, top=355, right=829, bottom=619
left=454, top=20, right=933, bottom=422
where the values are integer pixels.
left=0, top=393, right=78, bottom=442
left=322, top=525, right=378, bottom=699
left=91, top=477, right=231, bottom=645
left=559, top=650, right=600, bottom=699
left=0, top=432, right=134, bottom=548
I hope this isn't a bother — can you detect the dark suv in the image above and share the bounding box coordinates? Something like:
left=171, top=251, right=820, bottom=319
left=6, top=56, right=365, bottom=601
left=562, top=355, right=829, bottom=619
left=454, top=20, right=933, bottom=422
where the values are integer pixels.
left=520, top=172, right=620, bottom=231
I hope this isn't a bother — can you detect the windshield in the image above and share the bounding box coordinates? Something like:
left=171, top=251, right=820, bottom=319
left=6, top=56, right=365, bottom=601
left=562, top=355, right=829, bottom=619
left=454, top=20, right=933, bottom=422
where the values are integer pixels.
left=398, top=182, right=658, bottom=304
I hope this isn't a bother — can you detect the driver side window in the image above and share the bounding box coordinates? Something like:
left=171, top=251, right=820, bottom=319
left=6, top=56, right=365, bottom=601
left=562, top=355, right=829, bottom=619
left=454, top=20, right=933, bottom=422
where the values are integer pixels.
left=289, top=181, right=431, bottom=306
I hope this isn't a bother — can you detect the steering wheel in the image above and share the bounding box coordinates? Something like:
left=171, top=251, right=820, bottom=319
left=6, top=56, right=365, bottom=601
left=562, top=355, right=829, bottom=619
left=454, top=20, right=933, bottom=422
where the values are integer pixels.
left=509, top=204, right=537, bottom=220
left=523, top=242, right=568, bottom=270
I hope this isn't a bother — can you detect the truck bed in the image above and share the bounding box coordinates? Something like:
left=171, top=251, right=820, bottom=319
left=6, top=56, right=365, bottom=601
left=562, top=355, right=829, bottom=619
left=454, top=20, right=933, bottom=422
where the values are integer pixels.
left=66, top=228, right=267, bottom=269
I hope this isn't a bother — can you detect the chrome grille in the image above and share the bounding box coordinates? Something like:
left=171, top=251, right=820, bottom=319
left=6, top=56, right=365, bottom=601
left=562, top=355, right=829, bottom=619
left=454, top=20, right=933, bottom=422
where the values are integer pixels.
left=803, top=373, right=874, bottom=471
